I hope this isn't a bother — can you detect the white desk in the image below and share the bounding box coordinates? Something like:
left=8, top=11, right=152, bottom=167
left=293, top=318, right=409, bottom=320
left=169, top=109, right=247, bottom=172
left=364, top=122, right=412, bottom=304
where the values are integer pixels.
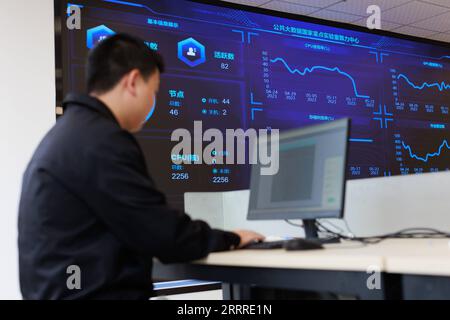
left=153, top=239, right=450, bottom=299
left=195, top=241, right=383, bottom=272
left=368, top=239, right=450, bottom=276
left=369, top=238, right=450, bottom=299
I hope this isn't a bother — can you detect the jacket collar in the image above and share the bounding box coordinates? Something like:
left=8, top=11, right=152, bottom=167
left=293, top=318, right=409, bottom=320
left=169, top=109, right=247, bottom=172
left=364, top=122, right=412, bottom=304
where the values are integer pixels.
left=62, top=93, right=119, bottom=125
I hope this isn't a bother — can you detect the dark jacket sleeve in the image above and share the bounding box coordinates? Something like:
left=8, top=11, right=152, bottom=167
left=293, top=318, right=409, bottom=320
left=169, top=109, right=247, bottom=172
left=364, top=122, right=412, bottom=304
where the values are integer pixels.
left=84, top=131, right=240, bottom=264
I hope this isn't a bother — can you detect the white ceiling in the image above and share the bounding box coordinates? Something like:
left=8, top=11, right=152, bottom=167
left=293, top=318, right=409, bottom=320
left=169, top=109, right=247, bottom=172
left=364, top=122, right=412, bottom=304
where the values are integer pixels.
left=221, top=0, right=450, bottom=43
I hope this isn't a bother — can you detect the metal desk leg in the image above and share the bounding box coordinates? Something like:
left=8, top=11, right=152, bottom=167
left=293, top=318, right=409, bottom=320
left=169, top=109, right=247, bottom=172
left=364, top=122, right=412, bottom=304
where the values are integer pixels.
left=222, top=283, right=252, bottom=300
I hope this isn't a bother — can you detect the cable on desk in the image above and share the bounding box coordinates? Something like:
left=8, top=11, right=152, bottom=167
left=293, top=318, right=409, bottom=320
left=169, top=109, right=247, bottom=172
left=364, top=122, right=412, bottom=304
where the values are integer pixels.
left=355, top=228, right=450, bottom=244
left=284, top=219, right=341, bottom=243
left=319, top=219, right=345, bottom=234
left=315, top=221, right=348, bottom=240
left=284, top=219, right=304, bottom=228
left=315, top=221, right=450, bottom=245
left=283, top=219, right=450, bottom=246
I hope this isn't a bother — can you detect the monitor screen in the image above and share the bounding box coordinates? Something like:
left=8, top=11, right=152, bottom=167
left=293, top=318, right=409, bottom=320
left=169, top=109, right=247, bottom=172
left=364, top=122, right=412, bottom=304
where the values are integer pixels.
left=247, top=119, right=349, bottom=220
left=56, top=0, right=450, bottom=209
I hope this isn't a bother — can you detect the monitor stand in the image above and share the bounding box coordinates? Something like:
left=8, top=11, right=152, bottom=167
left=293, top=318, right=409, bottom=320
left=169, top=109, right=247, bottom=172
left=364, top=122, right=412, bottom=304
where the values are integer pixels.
left=303, top=219, right=341, bottom=244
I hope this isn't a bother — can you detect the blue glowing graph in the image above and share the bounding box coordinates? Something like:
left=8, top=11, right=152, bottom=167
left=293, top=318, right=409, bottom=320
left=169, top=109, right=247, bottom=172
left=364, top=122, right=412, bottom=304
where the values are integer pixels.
left=397, top=73, right=450, bottom=92
left=270, top=57, right=370, bottom=99
left=402, top=139, right=450, bottom=162
left=103, top=0, right=144, bottom=8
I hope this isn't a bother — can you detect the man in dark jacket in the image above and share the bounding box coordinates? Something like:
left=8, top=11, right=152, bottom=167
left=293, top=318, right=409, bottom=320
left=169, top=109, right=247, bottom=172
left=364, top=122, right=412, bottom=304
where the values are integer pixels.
left=18, top=34, right=263, bottom=300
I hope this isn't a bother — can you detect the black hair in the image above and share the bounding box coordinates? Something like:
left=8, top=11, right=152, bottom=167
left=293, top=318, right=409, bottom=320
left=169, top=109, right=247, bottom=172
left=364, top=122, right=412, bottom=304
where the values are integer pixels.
left=86, top=33, right=165, bottom=94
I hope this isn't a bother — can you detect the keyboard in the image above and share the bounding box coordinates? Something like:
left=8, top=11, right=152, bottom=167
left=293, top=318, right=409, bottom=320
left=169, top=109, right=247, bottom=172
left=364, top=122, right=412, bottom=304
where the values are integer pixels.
left=242, top=240, right=288, bottom=249
left=241, top=237, right=337, bottom=250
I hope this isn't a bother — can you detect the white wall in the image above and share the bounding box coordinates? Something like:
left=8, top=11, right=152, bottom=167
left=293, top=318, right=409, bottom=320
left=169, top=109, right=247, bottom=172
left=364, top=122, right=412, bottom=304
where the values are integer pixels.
left=0, top=0, right=55, bottom=299
left=186, top=191, right=306, bottom=237
left=185, top=171, right=450, bottom=239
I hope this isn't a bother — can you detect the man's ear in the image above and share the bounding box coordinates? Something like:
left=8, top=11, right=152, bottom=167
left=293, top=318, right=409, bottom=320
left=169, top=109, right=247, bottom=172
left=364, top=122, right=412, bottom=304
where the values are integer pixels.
left=123, top=69, right=141, bottom=96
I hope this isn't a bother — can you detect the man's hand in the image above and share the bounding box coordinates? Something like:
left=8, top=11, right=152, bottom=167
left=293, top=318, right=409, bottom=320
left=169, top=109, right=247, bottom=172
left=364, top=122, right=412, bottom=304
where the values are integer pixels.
left=233, top=230, right=265, bottom=249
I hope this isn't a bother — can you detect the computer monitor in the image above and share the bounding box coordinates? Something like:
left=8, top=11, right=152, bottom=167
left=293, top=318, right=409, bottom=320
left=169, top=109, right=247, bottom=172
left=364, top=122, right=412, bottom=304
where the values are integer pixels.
left=247, top=118, right=350, bottom=239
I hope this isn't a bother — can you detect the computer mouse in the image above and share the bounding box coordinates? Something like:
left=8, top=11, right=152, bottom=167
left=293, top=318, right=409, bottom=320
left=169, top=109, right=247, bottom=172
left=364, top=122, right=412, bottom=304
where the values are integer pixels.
left=284, top=239, right=324, bottom=251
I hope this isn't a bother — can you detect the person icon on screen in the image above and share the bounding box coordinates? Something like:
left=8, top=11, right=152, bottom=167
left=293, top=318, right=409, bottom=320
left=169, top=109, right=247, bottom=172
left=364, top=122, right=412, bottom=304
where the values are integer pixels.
left=187, top=47, right=196, bottom=57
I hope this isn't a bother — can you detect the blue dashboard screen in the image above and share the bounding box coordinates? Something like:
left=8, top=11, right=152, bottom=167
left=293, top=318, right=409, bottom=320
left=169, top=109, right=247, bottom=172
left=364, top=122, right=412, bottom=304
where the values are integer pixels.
left=60, top=0, right=450, bottom=208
